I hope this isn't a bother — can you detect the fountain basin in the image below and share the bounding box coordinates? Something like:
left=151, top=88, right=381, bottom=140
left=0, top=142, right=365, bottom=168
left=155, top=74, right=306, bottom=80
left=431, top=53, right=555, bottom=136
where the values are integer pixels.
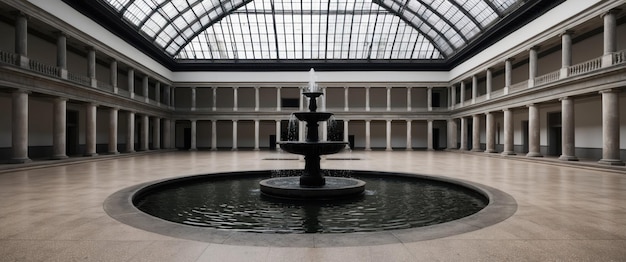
left=260, top=176, right=365, bottom=199
left=278, top=141, right=347, bottom=156
left=293, top=112, right=333, bottom=122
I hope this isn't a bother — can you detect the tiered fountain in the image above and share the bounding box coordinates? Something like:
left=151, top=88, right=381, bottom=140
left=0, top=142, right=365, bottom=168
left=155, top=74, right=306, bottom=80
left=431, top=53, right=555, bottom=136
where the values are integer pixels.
left=259, top=69, right=366, bottom=199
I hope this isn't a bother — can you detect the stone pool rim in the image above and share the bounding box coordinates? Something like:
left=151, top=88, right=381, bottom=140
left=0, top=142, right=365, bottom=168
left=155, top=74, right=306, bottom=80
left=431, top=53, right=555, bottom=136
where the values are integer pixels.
left=103, top=170, right=517, bottom=247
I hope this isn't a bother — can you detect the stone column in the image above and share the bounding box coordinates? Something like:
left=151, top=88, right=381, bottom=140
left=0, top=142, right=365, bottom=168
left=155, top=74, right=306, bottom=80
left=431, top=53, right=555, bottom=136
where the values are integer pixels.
left=254, top=87, right=260, bottom=111
left=254, top=120, right=260, bottom=151
left=152, top=117, right=160, bottom=150
left=560, top=30, right=573, bottom=79
left=450, top=85, right=456, bottom=109
left=504, top=58, right=513, bottom=94
left=162, top=119, right=171, bottom=149
left=365, top=120, right=371, bottom=151
left=128, top=68, right=135, bottom=99
left=486, top=68, right=492, bottom=100
left=85, top=103, right=98, bottom=156
left=526, top=104, right=542, bottom=157
left=110, top=60, right=118, bottom=93
left=233, top=87, right=238, bottom=111
left=502, top=109, right=515, bottom=155
left=212, top=87, right=217, bottom=111
left=276, top=87, right=282, bottom=111
left=344, top=86, right=349, bottom=111
left=140, top=115, right=149, bottom=151
left=528, top=46, right=539, bottom=88
left=126, top=111, right=135, bottom=153
left=460, top=117, right=467, bottom=150
left=189, top=120, right=197, bottom=151
left=365, top=87, right=371, bottom=111
left=447, top=119, right=457, bottom=149
left=190, top=87, right=196, bottom=111
left=15, top=12, right=28, bottom=68
left=427, top=120, right=434, bottom=151
left=471, top=114, right=481, bottom=152
left=344, top=120, right=350, bottom=149
left=11, top=90, right=30, bottom=163
left=211, top=120, right=217, bottom=151
left=275, top=120, right=281, bottom=144
left=52, top=97, right=68, bottom=159
left=460, top=81, right=465, bottom=107
left=602, top=9, right=618, bottom=67
left=406, top=120, right=413, bottom=151
left=386, top=87, right=391, bottom=111
left=407, top=87, right=412, bottom=111
left=485, top=112, right=496, bottom=153
left=559, top=97, right=578, bottom=161
left=598, top=89, right=624, bottom=165
left=232, top=120, right=238, bottom=150
left=142, top=76, right=149, bottom=102
left=427, top=87, right=433, bottom=111
left=56, top=32, right=68, bottom=79
left=385, top=120, right=392, bottom=151
left=471, top=76, right=478, bottom=104
left=87, top=47, right=97, bottom=87
left=108, top=107, right=119, bottom=154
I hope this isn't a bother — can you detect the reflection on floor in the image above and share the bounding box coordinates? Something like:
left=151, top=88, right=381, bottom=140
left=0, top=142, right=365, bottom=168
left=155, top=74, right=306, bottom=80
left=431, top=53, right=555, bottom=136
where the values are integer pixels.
left=0, top=150, right=625, bottom=261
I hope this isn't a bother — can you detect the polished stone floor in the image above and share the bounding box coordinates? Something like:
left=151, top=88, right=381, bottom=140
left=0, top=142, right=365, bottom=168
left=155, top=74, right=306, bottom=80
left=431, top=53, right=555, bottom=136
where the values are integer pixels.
left=0, top=150, right=625, bottom=261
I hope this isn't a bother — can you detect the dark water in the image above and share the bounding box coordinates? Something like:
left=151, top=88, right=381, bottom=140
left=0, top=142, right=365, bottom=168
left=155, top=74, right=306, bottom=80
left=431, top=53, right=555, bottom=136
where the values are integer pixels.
left=135, top=172, right=487, bottom=233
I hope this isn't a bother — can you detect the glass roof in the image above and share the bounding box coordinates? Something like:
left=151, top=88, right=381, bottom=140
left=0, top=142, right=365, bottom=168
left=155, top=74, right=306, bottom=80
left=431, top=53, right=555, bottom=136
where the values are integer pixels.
left=100, top=0, right=523, bottom=61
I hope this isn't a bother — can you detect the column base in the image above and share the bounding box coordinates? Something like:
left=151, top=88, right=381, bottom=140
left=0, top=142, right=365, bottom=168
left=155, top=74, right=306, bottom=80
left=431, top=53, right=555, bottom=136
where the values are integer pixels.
left=501, top=151, right=516, bottom=156
left=484, top=149, right=498, bottom=153
left=253, top=148, right=260, bottom=151
left=189, top=148, right=197, bottom=151
left=210, top=148, right=217, bottom=151
left=385, top=148, right=393, bottom=152
left=598, top=159, right=625, bottom=166
left=231, top=148, right=238, bottom=151
left=471, top=148, right=482, bottom=152
left=51, top=155, right=68, bottom=160
left=10, top=157, right=32, bottom=164
left=427, top=148, right=434, bottom=151
left=108, top=151, right=120, bottom=155
left=558, top=155, right=579, bottom=161
left=405, top=148, right=413, bottom=151
left=364, top=148, right=372, bottom=151
left=126, top=150, right=135, bottom=153
left=526, top=152, right=543, bottom=157
left=84, top=153, right=99, bottom=157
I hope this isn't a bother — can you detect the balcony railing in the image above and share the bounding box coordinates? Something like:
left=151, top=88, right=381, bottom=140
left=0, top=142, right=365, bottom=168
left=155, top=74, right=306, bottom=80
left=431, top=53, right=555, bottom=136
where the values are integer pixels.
left=97, top=80, right=113, bottom=92
left=509, top=80, right=528, bottom=94
left=612, top=49, right=626, bottom=65
left=0, top=50, right=16, bottom=65
left=491, top=88, right=505, bottom=99
left=28, top=60, right=60, bottom=78
left=67, top=71, right=91, bottom=86
left=535, top=70, right=560, bottom=86
left=569, top=57, right=602, bottom=76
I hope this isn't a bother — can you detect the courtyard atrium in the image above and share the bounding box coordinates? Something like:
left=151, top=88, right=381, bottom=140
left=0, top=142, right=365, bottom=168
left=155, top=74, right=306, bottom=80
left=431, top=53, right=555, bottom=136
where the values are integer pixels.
left=0, top=0, right=625, bottom=261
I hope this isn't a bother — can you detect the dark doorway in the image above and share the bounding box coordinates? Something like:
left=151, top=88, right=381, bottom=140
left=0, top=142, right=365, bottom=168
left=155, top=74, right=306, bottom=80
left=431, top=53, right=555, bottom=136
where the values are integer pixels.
left=269, top=135, right=276, bottom=150
left=66, top=110, right=79, bottom=156
left=522, top=121, right=529, bottom=153
left=183, top=128, right=191, bottom=150
left=433, top=128, right=440, bottom=149
left=548, top=112, right=562, bottom=156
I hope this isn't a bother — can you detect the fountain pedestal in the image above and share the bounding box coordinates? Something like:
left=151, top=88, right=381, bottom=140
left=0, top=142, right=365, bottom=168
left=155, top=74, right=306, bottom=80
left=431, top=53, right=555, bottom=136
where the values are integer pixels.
left=260, top=89, right=365, bottom=199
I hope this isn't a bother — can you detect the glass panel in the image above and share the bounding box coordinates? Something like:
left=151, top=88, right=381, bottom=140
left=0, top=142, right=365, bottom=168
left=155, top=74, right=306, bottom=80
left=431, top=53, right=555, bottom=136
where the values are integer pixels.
left=99, top=0, right=526, bottom=61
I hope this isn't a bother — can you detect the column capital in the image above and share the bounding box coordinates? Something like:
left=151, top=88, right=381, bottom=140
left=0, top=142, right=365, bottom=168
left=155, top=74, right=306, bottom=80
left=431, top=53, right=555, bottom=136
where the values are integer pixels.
left=190, top=119, right=197, bottom=123
left=601, top=8, right=621, bottom=18
left=386, top=86, right=391, bottom=90
left=558, top=96, right=572, bottom=102
left=505, top=57, right=516, bottom=63
left=599, top=88, right=620, bottom=94
left=233, top=86, right=239, bottom=90
left=502, top=108, right=510, bottom=112
left=529, top=45, right=541, bottom=51
left=560, top=29, right=575, bottom=37
left=427, top=119, right=433, bottom=123
left=406, top=119, right=412, bottom=123
left=12, top=11, right=29, bottom=20
left=276, top=86, right=282, bottom=90
left=254, top=86, right=260, bottom=90
left=110, top=106, right=119, bottom=111
left=55, top=31, right=69, bottom=38
left=85, top=45, right=96, bottom=51
left=343, top=86, right=349, bottom=89
left=54, top=97, right=68, bottom=102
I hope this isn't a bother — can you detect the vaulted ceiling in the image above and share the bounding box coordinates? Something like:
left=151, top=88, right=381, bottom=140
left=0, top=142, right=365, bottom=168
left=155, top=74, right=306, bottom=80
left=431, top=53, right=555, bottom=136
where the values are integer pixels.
left=64, top=0, right=563, bottom=70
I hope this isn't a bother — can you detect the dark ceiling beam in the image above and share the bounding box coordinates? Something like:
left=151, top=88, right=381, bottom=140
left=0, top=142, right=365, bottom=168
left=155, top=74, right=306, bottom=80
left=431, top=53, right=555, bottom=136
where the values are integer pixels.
left=482, top=0, right=503, bottom=17
left=447, top=0, right=484, bottom=32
